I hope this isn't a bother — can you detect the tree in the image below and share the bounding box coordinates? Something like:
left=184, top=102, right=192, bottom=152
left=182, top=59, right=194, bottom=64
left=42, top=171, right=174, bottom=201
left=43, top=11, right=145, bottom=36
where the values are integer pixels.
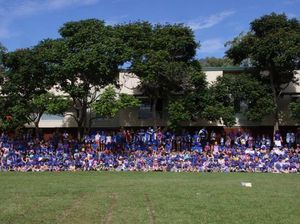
left=0, top=96, right=29, bottom=131
left=289, top=98, right=300, bottom=123
left=0, top=47, right=57, bottom=134
left=40, top=19, right=126, bottom=139
left=118, top=22, right=201, bottom=125
left=167, top=71, right=275, bottom=128
left=226, top=13, right=300, bottom=131
left=208, top=73, right=275, bottom=123
left=166, top=68, right=206, bottom=127
left=199, top=57, right=235, bottom=67
left=167, top=99, right=192, bottom=129
left=91, top=85, right=140, bottom=119
left=167, top=72, right=236, bottom=128
left=0, top=93, right=70, bottom=134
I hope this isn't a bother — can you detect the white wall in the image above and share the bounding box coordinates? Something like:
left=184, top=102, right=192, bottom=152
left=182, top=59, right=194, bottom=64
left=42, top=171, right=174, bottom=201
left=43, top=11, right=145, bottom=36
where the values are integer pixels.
left=118, top=72, right=142, bottom=95
left=205, top=70, right=223, bottom=84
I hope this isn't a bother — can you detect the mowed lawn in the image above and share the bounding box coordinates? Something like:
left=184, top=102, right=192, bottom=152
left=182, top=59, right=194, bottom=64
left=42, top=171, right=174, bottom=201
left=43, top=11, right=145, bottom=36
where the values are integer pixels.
left=0, top=172, right=299, bottom=224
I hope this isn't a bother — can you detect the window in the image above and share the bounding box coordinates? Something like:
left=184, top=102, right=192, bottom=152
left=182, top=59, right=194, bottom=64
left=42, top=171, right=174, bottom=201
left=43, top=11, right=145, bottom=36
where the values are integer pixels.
left=138, top=99, right=152, bottom=119
left=41, top=113, right=64, bottom=121
left=138, top=98, right=164, bottom=119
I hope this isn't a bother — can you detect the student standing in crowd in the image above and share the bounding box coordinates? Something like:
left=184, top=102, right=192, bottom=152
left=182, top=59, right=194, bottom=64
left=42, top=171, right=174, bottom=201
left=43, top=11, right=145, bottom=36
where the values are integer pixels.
left=274, top=131, right=283, bottom=147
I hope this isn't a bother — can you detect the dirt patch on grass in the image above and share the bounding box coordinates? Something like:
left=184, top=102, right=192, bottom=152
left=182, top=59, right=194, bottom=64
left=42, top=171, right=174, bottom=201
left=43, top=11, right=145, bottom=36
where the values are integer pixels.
left=145, top=194, right=156, bottom=224
left=103, top=193, right=118, bottom=224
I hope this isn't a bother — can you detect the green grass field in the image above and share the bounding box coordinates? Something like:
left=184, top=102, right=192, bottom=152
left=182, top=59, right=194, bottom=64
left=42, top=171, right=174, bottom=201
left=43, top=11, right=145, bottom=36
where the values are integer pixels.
left=0, top=172, right=299, bottom=224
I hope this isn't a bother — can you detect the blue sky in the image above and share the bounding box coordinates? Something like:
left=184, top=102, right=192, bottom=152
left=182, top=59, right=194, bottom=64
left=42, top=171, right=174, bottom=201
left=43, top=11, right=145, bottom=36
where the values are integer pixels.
left=0, top=0, right=299, bottom=58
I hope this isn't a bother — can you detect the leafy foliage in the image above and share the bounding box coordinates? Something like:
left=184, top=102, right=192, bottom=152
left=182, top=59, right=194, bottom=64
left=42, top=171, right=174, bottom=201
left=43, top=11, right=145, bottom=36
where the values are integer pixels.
left=2, top=48, right=54, bottom=97
left=167, top=99, right=192, bottom=128
left=201, top=104, right=235, bottom=127
left=39, top=19, right=126, bottom=137
left=210, top=73, right=275, bottom=122
left=167, top=69, right=210, bottom=127
left=92, top=86, right=140, bottom=118
left=31, top=93, right=70, bottom=117
left=289, top=98, right=300, bottom=122
left=118, top=22, right=201, bottom=121
left=168, top=72, right=276, bottom=128
left=226, top=13, right=300, bottom=87
left=2, top=15, right=299, bottom=132
left=226, top=13, right=300, bottom=130
left=199, top=57, right=235, bottom=67
left=0, top=47, right=56, bottom=130
left=0, top=97, right=29, bottom=131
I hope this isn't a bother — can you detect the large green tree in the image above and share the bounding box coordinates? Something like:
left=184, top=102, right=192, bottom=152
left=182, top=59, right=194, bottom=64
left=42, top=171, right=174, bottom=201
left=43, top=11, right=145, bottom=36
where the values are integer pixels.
left=167, top=72, right=236, bottom=128
left=226, top=13, right=300, bottom=131
left=167, top=71, right=213, bottom=128
left=117, top=22, right=202, bottom=125
left=208, top=73, right=274, bottom=123
left=40, top=19, right=126, bottom=139
left=0, top=47, right=58, bottom=133
left=167, top=72, right=276, bottom=128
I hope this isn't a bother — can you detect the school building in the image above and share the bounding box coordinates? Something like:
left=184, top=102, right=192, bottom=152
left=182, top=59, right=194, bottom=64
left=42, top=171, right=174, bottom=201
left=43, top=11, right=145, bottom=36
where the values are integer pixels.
left=37, top=67, right=300, bottom=132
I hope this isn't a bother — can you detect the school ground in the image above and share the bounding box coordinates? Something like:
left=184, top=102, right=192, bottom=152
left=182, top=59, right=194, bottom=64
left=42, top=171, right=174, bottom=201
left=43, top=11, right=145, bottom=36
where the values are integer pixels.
left=0, top=172, right=299, bottom=224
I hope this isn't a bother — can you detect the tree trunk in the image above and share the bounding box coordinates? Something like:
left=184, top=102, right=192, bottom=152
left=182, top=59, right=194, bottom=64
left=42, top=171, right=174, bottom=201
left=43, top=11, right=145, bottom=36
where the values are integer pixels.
left=84, top=109, right=91, bottom=136
left=77, top=119, right=84, bottom=142
left=269, top=72, right=279, bottom=134
left=76, top=102, right=87, bottom=142
left=34, top=122, right=40, bottom=140
left=87, top=116, right=94, bottom=135
left=273, top=108, right=280, bottom=133
left=34, top=113, right=43, bottom=140
left=77, top=118, right=85, bottom=142
left=151, top=98, right=157, bottom=128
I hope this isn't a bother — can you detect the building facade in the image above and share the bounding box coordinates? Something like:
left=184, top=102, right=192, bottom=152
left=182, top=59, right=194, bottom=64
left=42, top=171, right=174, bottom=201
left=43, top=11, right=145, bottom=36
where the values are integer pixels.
left=36, top=67, right=300, bottom=130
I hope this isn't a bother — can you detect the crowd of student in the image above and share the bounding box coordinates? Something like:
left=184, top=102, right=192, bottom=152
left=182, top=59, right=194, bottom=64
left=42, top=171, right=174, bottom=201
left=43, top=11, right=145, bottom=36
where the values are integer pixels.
left=0, top=128, right=300, bottom=173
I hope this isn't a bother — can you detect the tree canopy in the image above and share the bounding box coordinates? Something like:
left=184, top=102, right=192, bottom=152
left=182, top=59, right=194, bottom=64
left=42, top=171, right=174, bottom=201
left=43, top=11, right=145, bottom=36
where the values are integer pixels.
left=226, top=13, right=300, bottom=131
left=209, top=73, right=275, bottom=122
left=167, top=71, right=209, bottom=128
left=1, top=14, right=300, bottom=134
left=168, top=71, right=276, bottom=128
left=0, top=47, right=58, bottom=132
left=39, top=19, right=127, bottom=139
left=117, top=22, right=202, bottom=123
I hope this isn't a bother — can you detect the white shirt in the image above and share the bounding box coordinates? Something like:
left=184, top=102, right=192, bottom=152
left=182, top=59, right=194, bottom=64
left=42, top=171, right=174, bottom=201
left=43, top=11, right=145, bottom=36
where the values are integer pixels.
left=106, top=136, right=112, bottom=143
left=95, top=134, right=100, bottom=142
